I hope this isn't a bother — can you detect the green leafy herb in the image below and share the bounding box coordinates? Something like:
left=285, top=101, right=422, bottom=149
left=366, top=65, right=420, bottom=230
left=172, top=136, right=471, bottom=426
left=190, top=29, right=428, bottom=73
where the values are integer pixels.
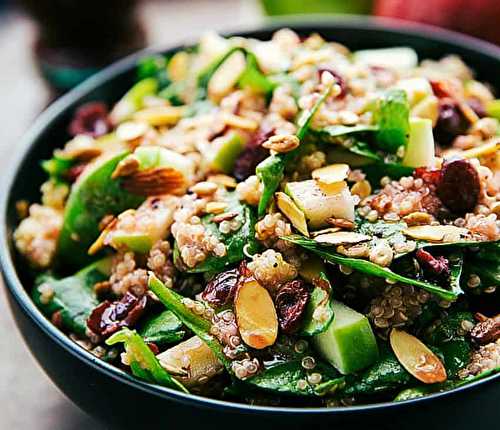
left=282, top=235, right=460, bottom=300
left=174, top=191, right=258, bottom=273
left=136, top=55, right=170, bottom=88
left=139, top=310, right=185, bottom=346
left=246, top=359, right=344, bottom=397
left=148, top=274, right=229, bottom=367
left=33, top=258, right=111, bottom=336
left=423, top=311, right=474, bottom=378
left=343, top=346, right=412, bottom=396
left=57, top=151, right=144, bottom=266
left=373, top=89, right=410, bottom=154
left=106, top=327, right=188, bottom=392
left=461, top=242, right=500, bottom=292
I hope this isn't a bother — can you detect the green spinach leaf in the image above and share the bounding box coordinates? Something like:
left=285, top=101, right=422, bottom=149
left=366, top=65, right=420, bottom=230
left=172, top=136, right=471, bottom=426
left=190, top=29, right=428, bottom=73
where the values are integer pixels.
left=139, top=310, right=185, bottom=346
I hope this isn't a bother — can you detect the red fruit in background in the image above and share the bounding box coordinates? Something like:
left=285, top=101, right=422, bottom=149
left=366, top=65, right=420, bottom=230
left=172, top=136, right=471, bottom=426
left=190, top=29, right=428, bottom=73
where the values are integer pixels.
left=375, top=0, right=500, bottom=46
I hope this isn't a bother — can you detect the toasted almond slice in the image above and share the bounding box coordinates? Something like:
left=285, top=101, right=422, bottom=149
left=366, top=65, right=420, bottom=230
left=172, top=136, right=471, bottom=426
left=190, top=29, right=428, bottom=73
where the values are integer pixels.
left=310, top=227, right=341, bottom=238
left=111, top=156, right=140, bottom=179
left=207, top=174, right=237, bottom=188
left=208, top=50, right=247, bottom=101
left=402, top=225, right=468, bottom=242
left=133, top=106, right=187, bottom=127
left=88, top=217, right=119, bottom=255
left=205, top=202, right=228, bottom=214
left=168, top=51, right=190, bottom=82
left=390, top=329, right=447, bottom=384
left=190, top=181, right=218, bottom=196
left=461, top=139, right=500, bottom=160
left=312, top=163, right=349, bottom=185
left=221, top=112, right=259, bottom=131
left=326, top=218, right=355, bottom=230
left=314, top=231, right=370, bottom=245
left=121, top=167, right=185, bottom=196
left=116, top=121, right=149, bottom=142
left=212, top=211, right=238, bottom=223
left=276, top=192, right=309, bottom=237
left=55, top=135, right=102, bottom=161
left=350, top=180, right=372, bottom=199
left=235, top=278, right=278, bottom=350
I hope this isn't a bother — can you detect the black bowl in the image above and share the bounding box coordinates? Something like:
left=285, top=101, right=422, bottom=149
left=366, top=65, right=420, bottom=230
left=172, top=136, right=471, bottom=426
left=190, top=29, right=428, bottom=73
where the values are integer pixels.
left=2, top=17, right=500, bottom=430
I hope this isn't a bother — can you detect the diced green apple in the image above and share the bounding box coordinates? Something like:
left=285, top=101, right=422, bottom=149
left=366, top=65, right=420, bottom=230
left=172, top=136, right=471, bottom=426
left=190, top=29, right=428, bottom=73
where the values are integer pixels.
left=402, top=117, right=436, bottom=168
left=285, top=180, right=355, bottom=229
left=411, top=95, right=439, bottom=126
left=313, top=300, right=379, bottom=375
left=353, top=47, right=418, bottom=70
left=394, top=78, right=432, bottom=106
left=208, top=131, right=246, bottom=173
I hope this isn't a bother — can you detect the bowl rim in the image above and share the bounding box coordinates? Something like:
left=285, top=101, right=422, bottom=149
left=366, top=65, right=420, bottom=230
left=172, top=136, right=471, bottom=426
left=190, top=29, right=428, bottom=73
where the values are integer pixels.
left=2, top=15, right=500, bottom=416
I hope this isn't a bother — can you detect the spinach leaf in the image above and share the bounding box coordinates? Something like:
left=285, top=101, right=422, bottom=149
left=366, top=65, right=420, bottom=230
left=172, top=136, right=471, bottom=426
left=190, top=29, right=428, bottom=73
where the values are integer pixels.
left=136, top=55, right=170, bottom=88
left=300, top=273, right=334, bottom=336
left=106, top=327, right=188, bottom=392
left=373, top=89, right=410, bottom=154
left=246, top=359, right=344, bottom=397
left=33, top=258, right=111, bottom=336
left=461, top=242, right=500, bottom=292
left=361, top=162, right=414, bottom=184
left=139, top=310, right=185, bottom=346
left=343, top=346, right=412, bottom=396
left=256, top=81, right=334, bottom=215
left=311, top=124, right=378, bottom=140
left=148, top=274, right=229, bottom=367
left=41, top=155, right=76, bottom=183
left=57, top=151, right=145, bottom=266
left=282, top=235, right=460, bottom=300
left=174, top=191, right=258, bottom=273
left=197, top=47, right=275, bottom=99
left=423, top=311, right=474, bottom=378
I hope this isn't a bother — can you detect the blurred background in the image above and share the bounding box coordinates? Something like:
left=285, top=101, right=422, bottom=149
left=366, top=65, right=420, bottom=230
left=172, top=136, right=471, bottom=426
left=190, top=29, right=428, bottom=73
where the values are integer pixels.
left=0, top=0, right=498, bottom=428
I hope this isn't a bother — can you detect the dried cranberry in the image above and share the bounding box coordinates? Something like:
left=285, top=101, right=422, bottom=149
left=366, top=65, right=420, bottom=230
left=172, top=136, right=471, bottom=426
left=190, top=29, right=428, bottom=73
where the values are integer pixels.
left=433, top=98, right=468, bottom=147
left=233, top=127, right=274, bottom=181
left=430, top=80, right=452, bottom=99
left=87, top=292, right=148, bottom=338
left=275, top=280, right=309, bottom=334
left=467, top=98, right=486, bottom=118
left=436, top=158, right=480, bottom=214
left=470, top=314, right=500, bottom=345
left=68, top=102, right=111, bottom=138
left=201, top=267, right=240, bottom=308
left=318, top=68, right=346, bottom=98
left=64, top=162, right=87, bottom=182
left=415, top=249, right=450, bottom=283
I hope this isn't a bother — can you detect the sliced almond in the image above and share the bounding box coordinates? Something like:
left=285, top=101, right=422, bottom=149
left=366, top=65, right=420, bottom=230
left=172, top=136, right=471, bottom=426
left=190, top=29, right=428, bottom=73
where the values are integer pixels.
left=310, top=227, right=341, bottom=238
left=390, top=329, right=447, bottom=384
left=111, top=156, right=140, bottom=179
left=205, top=201, right=228, bottom=214
left=350, top=180, right=372, bottom=199
left=326, top=218, right=355, bottom=230
left=403, top=225, right=468, bottom=242
left=190, top=181, right=218, bottom=196
left=221, top=112, right=259, bottom=131
left=212, top=211, right=238, bottom=223
left=312, top=163, right=349, bottom=185
left=275, top=192, right=309, bottom=237
left=314, top=231, right=370, bottom=245
left=207, top=174, right=237, bottom=188
left=235, top=278, right=278, bottom=350
left=55, top=135, right=102, bottom=161
left=168, top=51, right=190, bottom=82
left=461, top=139, right=500, bottom=160
left=116, top=121, right=149, bottom=142
left=133, top=106, right=187, bottom=127
left=121, top=167, right=185, bottom=196
left=208, top=50, right=247, bottom=101
left=157, top=336, right=223, bottom=387
left=88, top=217, right=119, bottom=255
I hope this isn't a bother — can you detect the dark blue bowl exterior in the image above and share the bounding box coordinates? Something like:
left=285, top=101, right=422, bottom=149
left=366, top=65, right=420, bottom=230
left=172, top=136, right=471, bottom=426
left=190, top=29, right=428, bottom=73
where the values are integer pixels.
left=2, top=18, right=500, bottom=429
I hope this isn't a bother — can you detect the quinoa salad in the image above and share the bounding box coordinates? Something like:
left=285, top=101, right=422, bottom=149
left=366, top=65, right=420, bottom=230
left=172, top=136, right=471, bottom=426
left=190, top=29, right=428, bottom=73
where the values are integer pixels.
left=14, top=29, right=500, bottom=407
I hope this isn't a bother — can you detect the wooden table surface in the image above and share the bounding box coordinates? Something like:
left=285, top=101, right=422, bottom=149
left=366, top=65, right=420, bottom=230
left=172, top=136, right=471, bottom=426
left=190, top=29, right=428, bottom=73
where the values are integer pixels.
left=0, top=2, right=261, bottom=428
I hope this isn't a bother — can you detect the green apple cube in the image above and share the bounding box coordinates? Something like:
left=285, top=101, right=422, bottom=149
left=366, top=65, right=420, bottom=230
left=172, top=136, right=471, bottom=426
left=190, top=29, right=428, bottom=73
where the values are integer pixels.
left=285, top=180, right=355, bottom=229
left=209, top=131, right=245, bottom=173
left=395, top=78, right=432, bottom=106
left=314, top=300, right=378, bottom=375
left=353, top=47, right=418, bottom=70
left=402, top=117, right=435, bottom=168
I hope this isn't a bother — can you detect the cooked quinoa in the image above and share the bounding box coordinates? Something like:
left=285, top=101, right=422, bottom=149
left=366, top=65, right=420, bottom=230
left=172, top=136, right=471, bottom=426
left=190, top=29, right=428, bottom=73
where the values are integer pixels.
left=14, top=29, right=500, bottom=407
